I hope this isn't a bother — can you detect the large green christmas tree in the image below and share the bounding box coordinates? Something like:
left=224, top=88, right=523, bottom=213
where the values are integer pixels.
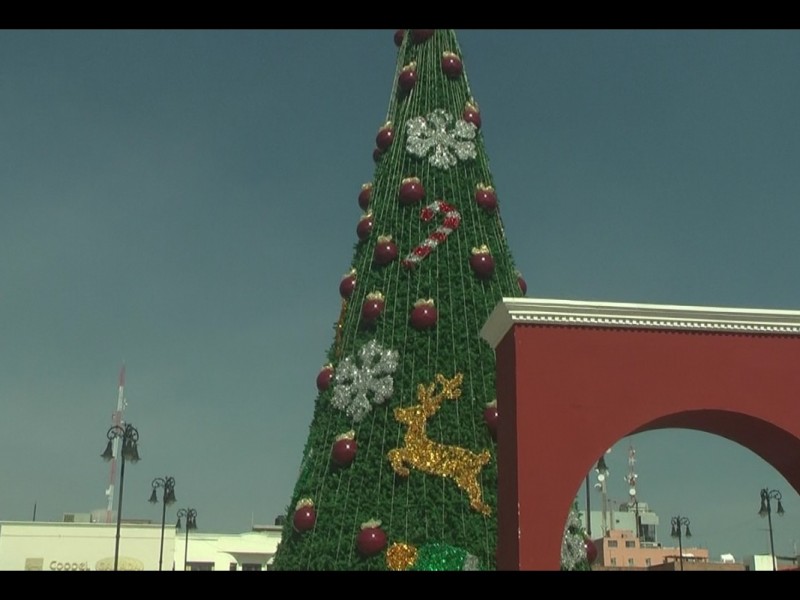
left=271, top=29, right=589, bottom=571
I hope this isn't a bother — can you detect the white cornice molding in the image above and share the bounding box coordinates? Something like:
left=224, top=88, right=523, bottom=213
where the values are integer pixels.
left=480, top=298, right=800, bottom=349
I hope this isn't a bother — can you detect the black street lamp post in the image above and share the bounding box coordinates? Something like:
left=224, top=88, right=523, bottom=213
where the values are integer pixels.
left=670, top=516, right=692, bottom=571
left=149, top=476, right=176, bottom=571
left=759, top=487, right=785, bottom=571
left=176, top=508, right=198, bottom=571
left=101, top=423, right=141, bottom=571
left=584, top=473, right=592, bottom=538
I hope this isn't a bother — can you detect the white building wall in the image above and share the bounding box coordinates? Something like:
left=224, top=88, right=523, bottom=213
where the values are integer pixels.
left=579, top=510, right=637, bottom=539
left=174, top=530, right=281, bottom=571
left=0, top=521, right=281, bottom=571
left=743, top=554, right=777, bottom=571
left=0, top=521, right=168, bottom=571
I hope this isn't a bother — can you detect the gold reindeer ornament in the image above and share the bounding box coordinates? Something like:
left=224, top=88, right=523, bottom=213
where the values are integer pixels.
left=388, top=373, right=492, bottom=515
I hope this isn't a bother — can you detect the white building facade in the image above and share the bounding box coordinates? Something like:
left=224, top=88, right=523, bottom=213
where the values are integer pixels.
left=0, top=520, right=282, bottom=571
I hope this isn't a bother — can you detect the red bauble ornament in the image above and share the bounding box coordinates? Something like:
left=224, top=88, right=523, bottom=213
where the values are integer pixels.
left=517, top=274, right=528, bottom=295
left=358, top=183, right=372, bottom=211
left=441, top=52, right=463, bottom=79
left=469, top=245, right=495, bottom=280
left=375, top=122, right=395, bottom=152
left=398, top=62, right=418, bottom=93
left=316, top=364, right=334, bottom=392
left=331, top=431, right=357, bottom=467
left=410, top=29, right=434, bottom=44
left=398, top=176, right=425, bottom=206
left=373, top=148, right=383, bottom=163
left=463, top=100, right=481, bottom=129
left=394, top=29, right=405, bottom=47
left=361, top=292, right=385, bottom=324
left=293, top=499, right=316, bottom=532
left=483, top=400, right=498, bottom=440
left=475, top=183, right=498, bottom=213
left=373, top=235, right=398, bottom=266
left=357, top=520, right=388, bottom=557
left=584, top=536, right=598, bottom=565
left=357, top=213, right=374, bottom=241
left=339, top=269, right=357, bottom=299
left=410, top=298, right=437, bottom=330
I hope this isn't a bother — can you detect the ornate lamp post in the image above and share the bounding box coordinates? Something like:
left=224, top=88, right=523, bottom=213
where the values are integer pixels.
left=670, top=516, right=692, bottom=571
left=759, top=487, right=785, bottom=571
left=176, top=508, right=197, bottom=571
left=101, top=423, right=141, bottom=571
left=149, top=476, right=176, bottom=571
left=594, top=455, right=610, bottom=535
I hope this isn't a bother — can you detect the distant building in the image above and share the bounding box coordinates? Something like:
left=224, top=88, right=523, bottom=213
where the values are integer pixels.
left=742, top=554, right=799, bottom=571
left=578, top=501, right=717, bottom=570
left=644, top=559, right=745, bottom=572
left=0, top=518, right=282, bottom=571
left=590, top=527, right=710, bottom=569
left=578, top=501, right=800, bottom=571
left=580, top=501, right=659, bottom=544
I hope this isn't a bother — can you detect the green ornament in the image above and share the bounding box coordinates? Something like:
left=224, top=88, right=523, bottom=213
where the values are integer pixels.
left=412, top=543, right=480, bottom=571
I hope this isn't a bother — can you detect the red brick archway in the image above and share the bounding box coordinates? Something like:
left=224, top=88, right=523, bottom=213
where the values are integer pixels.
left=481, top=298, right=800, bottom=570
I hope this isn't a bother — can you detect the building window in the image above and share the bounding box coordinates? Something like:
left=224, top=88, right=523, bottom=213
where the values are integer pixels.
left=229, top=562, right=238, bottom=571
left=241, top=563, right=262, bottom=571
left=24, top=558, right=44, bottom=571
left=645, top=558, right=652, bottom=567
left=610, top=558, right=617, bottom=566
left=607, top=540, right=618, bottom=548
left=627, top=558, right=634, bottom=566
left=186, top=562, right=214, bottom=571
left=625, top=541, right=636, bottom=548
left=641, top=524, right=656, bottom=543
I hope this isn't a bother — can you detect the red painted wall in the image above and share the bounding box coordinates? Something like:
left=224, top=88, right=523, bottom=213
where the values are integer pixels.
left=495, top=324, right=800, bottom=570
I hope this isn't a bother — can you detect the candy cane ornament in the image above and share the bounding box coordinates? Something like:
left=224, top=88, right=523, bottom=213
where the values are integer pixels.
left=402, top=200, right=461, bottom=269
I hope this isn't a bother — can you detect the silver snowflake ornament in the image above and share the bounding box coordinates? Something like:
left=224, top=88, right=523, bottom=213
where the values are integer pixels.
left=406, top=109, right=477, bottom=169
left=331, top=340, right=399, bottom=422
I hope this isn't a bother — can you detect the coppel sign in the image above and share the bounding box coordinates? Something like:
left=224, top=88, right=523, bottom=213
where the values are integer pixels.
left=49, top=560, right=90, bottom=571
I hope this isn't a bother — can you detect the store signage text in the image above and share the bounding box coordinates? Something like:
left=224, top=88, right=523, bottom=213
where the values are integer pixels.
left=49, top=560, right=90, bottom=571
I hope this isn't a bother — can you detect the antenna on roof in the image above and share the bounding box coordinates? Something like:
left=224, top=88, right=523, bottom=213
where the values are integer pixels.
left=627, top=442, right=641, bottom=539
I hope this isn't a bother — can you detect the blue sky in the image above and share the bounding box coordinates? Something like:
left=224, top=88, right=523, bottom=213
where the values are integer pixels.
left=1, top=29, right=798, bottom=563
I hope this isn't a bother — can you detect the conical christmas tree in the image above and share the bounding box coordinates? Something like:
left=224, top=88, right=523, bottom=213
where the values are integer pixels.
left=271, top=29, right=586, bottom=571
